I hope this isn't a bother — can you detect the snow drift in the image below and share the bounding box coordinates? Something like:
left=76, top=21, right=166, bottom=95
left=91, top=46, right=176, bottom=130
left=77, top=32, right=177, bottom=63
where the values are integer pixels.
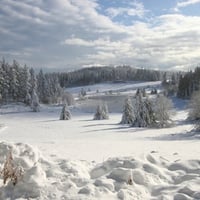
left=0, top=142, right=200, bottom=200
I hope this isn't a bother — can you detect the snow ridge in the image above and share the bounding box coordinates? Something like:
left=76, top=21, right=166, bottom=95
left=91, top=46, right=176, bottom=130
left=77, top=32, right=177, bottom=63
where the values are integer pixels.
left=0, top=142, right=200, bottom=200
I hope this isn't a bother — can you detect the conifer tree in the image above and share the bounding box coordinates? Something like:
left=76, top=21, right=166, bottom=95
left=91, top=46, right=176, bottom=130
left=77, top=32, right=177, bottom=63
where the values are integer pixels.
left=132, top=94, right=156, bottom=127
left=18, top=65, right=31, bottom=104
left=102, top=102, right=109, bottom=119
left=188, top=91, right=200, bottom=131
left=29, top=68, right=37, bottom=95
left=60, top=104, right=71, bottom=120
left=121, top=97, right=134, bottom=124
left=37, top=69, right=46, bottom=103
left=94, top=102, right=109, bottom=120
left=31, top=89, right=40, bottom=112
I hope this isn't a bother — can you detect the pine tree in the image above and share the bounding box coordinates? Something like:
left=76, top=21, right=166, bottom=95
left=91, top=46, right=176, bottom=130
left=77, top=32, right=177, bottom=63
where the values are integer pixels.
left=60, top=104, right=71, bottom=120
left=188, top=91, right=200, bottom=131
left=1, top=61, right=9, bottom=103
left=121, top=97, right=135, bottom=124
left=18, top=65, right=31, bottom=104
left=29, top=68, right=37, bottom=95
left=9, top=61, right=19, bottom=101
left=102, top=102, right=109, bottom=119
left=94, top=102, right=109, bottom=120
left=37, top=69, right=46, bottom=103
left=31, top=89, right=40, bottom=112
left=132, top=94, right=156, bottom=127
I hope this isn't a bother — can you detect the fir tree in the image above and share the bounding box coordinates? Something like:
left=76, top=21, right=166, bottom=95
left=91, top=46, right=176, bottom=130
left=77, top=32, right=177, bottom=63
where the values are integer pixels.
left=132, top=94, right=156, bottom=127
left=102, top=102, right=109, bottom=119
left=37, top=69, right=46, bottom=103
left=121, top=97, right=135, bottom=124
left=188, top=91, right=200, bottom=131
left=60, top=104, right=71, bottom=120
left=29, top=68, right=37, bottom=95
left=94, top=102, right=109, bottom=120
left=31, top=89, right=40, bottom=112
left=18, top=65, right=31, bottom=104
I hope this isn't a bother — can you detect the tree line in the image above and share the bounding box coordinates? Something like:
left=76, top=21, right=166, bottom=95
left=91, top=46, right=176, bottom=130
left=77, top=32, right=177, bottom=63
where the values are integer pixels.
left=58, top=66, right=164, bottom=87
left=177, top=67, right=200, bottom=99
left=0, top=58, right=180, bottom=106
left=0, top=59, right=63, bottom=105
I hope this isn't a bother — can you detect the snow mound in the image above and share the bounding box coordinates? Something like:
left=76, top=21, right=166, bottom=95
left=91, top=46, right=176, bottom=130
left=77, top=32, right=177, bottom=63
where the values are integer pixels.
left=0, top=142, right=200, bottom=199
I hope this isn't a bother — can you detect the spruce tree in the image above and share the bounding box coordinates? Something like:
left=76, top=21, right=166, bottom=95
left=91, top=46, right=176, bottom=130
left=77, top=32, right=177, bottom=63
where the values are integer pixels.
left=94, top=102, right=109, bottom=120
left=188, top=91, right=200, bottom=131
left=121, top=97, right=134, bottom=124
left=60, top=104, right=71, bottom=120
left=31, top=89, right=40, bottom=112
left=37, top=69, right=46, bottom=103
left=132, top=94, right=156, bottom=127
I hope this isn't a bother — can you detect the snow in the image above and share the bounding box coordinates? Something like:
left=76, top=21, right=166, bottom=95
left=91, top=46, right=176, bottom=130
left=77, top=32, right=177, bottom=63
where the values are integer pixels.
left=67, top=81, right=161, bottom=98
left=0, top=81, right=200, bottom=199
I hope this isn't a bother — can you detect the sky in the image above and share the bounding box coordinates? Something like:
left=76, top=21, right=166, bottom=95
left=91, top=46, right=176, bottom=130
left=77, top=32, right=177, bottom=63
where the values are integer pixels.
left=1, top=0, right=200, bottom=71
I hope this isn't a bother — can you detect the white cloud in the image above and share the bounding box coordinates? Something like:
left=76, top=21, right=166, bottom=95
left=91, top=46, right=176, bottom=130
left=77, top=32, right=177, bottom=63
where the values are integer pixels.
left=174, top=0, right=200, bottom=11
left=177, top=0, right=200, bottom=8
left=64, top=38, right=93, bottom=47
left=106, top=1, right=147, bottom=19
left=1, top=0, right=200, bottom=70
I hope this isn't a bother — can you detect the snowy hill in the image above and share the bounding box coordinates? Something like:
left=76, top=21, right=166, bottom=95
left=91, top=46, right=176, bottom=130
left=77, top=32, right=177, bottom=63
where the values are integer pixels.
left=0, top=81, right=200, bottom=199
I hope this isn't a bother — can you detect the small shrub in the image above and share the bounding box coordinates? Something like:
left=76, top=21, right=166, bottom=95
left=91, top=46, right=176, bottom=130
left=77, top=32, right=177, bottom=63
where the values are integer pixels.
left=0, top=150, right=23, bottom=186
left=127, top=176, right=133, bottom=185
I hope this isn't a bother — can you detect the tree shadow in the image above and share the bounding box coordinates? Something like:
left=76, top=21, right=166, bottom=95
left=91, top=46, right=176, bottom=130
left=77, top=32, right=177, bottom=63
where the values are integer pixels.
left=147, top=129, right=200, bottom=141
left=38, top=119, right=59, bottom=122
left=82, top=125, right=145, bottom=133
left=171, top=96, right=189, bottom=111
left=82, top=123, right=121, bottom=127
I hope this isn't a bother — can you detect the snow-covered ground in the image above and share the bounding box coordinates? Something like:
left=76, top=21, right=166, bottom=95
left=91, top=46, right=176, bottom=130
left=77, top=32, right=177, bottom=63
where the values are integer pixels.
left=0, top=81, right=200, bottom=199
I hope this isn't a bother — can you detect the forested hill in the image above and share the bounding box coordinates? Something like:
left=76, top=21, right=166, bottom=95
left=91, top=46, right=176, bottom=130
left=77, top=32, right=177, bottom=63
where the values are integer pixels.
left=0, top=59, right=180, bottom=104
left=58, top=66, right=164, bottom=87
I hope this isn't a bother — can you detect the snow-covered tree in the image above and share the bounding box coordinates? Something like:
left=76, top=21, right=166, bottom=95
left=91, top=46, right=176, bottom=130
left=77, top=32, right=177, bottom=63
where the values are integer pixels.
left=9, top=62, right=19, bottom=101
left=154, top=95, right=174, bottom=128
left=31, top=89, right=40, bottom=112
left=62, top=91, right=75, bottom=106
left=1, top=60, right=10, bottom=103
left=37, top=69, right=46, bottom=103
left=25, top=92, right=32, bottom=106
left=121, top=97, right=135, bottom=124
left=102, top=102, right=109, bottom=119
left=38, top=73, right=63, bottom=104
left=29, top=68, right=37, bottom=95
left=132, top=94, right=156, bottom=127
left=18, top=65, right=31, bottom=104
left=94, top=102, right=109, bottom=120
left=188, top=91, right=200, bottom=130
left=60, top=104, right=71, bottom=120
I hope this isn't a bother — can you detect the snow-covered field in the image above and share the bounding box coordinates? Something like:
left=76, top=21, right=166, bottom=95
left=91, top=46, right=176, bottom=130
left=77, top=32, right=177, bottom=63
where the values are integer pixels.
left=0, top=81, right=200, bottom=199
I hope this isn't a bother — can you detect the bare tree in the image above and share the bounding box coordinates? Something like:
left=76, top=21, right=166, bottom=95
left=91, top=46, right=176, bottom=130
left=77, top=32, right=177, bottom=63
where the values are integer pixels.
left=154, top=95, right=174, bottom=128
left=1, top=150, right=23, bottom=186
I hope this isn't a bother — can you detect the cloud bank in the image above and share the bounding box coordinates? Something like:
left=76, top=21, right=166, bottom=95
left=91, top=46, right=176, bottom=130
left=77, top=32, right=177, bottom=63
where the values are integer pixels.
left=0, top=0, right=200, bottom=71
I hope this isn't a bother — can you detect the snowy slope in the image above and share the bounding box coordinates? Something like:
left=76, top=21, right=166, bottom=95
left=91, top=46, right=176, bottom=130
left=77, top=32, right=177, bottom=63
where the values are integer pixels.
left=0, top=142, right=200, bottom=200
left=67, top=81, right=161, bottom=98
left=0, top=81, right=200, bottom=199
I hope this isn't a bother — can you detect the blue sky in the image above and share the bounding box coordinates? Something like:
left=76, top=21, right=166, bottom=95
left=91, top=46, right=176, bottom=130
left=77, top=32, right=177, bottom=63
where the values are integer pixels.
left=1, top=0, right=200, bottom=71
